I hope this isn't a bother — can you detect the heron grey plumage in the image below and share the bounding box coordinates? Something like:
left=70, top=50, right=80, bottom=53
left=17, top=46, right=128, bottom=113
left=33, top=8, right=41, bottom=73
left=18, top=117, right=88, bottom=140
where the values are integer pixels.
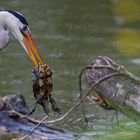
left=0, top=10, right=27, bottom=50
left=0, top=25, right=11, bottom=50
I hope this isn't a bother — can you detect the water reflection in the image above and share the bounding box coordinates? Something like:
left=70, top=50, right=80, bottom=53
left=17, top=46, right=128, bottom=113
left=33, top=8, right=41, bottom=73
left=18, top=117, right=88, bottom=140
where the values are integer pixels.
left=114, top=30, right=140, bottom=57
left=113, top=0, right=140, bottom=58
left=113, top=0, right=140, bottom=23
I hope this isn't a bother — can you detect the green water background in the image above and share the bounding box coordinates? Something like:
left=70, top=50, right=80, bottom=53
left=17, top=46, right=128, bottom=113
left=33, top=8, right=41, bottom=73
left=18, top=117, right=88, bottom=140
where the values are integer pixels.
left=0, top=0, right=140, bottom=139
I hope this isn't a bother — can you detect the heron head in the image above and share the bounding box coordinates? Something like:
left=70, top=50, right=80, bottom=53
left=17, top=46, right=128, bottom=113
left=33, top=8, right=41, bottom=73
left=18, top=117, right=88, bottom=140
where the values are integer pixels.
left=1, top=10, right=43, bottom=66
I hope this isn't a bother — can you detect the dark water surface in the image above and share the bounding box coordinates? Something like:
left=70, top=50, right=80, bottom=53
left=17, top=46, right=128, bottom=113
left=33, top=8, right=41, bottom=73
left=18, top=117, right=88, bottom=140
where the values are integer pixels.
left=0, top=0, right=140, bottom=139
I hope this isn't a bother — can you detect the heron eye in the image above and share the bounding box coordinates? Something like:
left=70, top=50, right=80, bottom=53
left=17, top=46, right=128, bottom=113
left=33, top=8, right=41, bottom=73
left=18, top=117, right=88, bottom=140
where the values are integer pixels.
left=4, top=26, right=7, bottom=31
left=22, top=26, right=28, bottom=32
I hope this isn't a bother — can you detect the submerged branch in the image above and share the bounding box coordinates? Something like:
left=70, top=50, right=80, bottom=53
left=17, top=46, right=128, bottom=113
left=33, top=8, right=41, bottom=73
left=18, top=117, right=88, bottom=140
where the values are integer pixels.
left=0, top=94, right=73, bottom=140
left=84, top=56, right=140, bottom=122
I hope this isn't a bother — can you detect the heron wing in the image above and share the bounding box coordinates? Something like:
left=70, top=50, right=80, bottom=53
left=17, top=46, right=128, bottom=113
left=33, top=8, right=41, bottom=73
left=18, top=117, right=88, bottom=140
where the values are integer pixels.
left=0, top=28, right=11, bottom=50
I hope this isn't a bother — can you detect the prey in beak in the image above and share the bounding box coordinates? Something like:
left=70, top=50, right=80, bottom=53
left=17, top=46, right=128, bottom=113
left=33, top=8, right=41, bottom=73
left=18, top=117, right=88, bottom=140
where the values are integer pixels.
left=21, top=30, right=43, bottom=67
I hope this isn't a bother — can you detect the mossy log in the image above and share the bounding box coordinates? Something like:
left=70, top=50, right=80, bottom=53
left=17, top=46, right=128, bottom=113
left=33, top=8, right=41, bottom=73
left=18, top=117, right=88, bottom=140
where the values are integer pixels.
left=85, top=56, right=140, bottom=122
left=0, top=94, right=73, bottom=140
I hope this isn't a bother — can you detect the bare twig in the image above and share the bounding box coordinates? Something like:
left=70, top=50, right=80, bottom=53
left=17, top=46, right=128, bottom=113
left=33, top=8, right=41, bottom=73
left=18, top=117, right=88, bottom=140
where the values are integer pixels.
left=45, top=72, right=122, bottom=123
left=78, top=62, right=125, bottom=123
left=79, top=67, right=89, bottom=123
left=20, top=115, right=48, bottom=140
left=20, top=71, right=121, bottom=139
left=111, top=110, right=119, bottom=126
left=5, top=110, right=41, bottom=124
left=21, top=57, right=139, bottom=139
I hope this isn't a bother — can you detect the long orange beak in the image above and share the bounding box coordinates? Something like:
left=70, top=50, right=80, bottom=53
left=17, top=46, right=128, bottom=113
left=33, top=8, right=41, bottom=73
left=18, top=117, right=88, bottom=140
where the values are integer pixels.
left=22, top=31, right=43, bottom=67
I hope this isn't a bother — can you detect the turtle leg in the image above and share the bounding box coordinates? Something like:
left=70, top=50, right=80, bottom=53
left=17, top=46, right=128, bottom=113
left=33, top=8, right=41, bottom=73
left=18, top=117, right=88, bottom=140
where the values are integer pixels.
left=50, top=97, right=62, bottom=114
left=40, top=101, right=49, bottom=115
left=27, top=95, right=43, bottom=116
left=27, top=101, right=38, bottom=116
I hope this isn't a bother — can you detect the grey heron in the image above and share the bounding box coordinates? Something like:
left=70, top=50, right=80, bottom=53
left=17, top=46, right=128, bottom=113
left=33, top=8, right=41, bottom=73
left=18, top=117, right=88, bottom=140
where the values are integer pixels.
left=0, top=10, right=43, bottom=66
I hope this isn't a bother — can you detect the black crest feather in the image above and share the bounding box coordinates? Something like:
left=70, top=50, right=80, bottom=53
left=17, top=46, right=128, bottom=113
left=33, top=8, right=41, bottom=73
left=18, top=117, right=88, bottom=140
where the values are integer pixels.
left=0, top=10, right=29, bottom=26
